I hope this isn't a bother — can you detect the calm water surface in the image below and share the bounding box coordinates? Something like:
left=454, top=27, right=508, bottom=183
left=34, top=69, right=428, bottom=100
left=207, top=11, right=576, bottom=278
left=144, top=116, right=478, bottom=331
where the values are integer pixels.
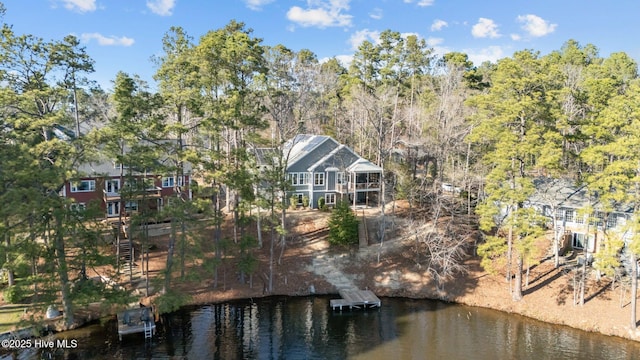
left=4, top=296, right=640, bottom=359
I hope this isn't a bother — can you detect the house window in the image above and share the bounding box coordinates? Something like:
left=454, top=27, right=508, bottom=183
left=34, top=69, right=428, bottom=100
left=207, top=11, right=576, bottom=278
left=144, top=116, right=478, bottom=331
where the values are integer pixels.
left=107, top=202, right=120, bottom=217
left=555, top=208, right=564, bottom=220
left=337, top=172, right=345, bottom=185
left=125, top=201, right=138, bottom=213
left=295, top=193, right=303, bottom=205
left=325, top=193, right=336, bottom=205
left=162, top=176, right=184, bottom=188
left=572, top=233, right=595, bottom=251
left=314, top=173, right=325, bottom=186
left=135, top=178, right=157, bottom=190
left=606, top=214, right=617, bottom=229
left=618, top=215, right=628, bottom=227
left=564, top=209, right=574, bottom=223
left=368, top=173, right=380, bottom=183
left=105, top=179, right=120, bottom=194
left=124, top=179, right=140, bottom=191
left=70, top=202, right=86, bottom=212
left=71, top=180, right=96, bottom=192
left=290, top=173, right=309, bottom=185
left=575, top=213, right=584, bottom=224
left=591, top=211, right=604, bottom=227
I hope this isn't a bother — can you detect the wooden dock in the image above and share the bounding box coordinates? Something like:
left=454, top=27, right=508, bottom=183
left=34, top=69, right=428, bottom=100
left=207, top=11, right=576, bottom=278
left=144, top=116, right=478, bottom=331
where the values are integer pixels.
left=117, top=307, right=156, bottom=340
left=330, top=289, right=381, bottom=311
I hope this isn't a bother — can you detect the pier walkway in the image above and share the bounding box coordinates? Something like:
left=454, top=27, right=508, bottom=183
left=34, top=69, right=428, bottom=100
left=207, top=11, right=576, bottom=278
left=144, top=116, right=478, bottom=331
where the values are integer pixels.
left=330, top=289, right=381, bottom=311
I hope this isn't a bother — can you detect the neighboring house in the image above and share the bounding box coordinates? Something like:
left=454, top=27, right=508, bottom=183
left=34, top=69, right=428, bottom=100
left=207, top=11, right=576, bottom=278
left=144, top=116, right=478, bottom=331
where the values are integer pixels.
left=63, top=156, right=192, bottom=220
left=256, top=134, right=383, bottom=209
left=47, top=124, right=192, bottom=220
left=526, top=177, right=632, bottom=254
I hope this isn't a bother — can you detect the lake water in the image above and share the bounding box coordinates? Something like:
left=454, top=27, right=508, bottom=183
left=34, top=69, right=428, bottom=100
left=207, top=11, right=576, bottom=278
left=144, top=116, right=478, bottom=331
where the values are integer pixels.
left=4, top=296, right=640, bottom=359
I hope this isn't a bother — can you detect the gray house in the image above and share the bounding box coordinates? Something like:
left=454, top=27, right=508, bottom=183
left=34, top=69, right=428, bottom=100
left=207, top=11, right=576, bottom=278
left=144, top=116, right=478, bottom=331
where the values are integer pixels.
left=256, top=135, right=383, bottom=209
left=526, top=177, right=632, bottom=254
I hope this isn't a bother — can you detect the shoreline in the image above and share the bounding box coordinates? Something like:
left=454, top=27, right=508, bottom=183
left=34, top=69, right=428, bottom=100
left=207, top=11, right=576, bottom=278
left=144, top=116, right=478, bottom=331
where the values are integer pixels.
left=5, top=275, right=640, bottom=345
left=6, top=207, right=640, bottom=345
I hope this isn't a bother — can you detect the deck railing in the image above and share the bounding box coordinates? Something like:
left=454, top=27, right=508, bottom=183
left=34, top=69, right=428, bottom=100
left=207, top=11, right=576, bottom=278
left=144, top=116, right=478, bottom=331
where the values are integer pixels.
left=103, top=187, right=163, bottom=201
left=336, top=182, right=380, bottom=193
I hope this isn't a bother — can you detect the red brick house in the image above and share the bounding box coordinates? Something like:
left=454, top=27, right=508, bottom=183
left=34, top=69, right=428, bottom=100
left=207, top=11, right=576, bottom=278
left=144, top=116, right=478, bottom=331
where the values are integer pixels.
left=62, top=160, right=192, bottom=220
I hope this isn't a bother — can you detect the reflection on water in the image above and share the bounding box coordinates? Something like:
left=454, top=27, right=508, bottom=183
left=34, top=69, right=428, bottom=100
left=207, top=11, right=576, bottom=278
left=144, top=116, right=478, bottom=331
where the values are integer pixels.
left=3, top=296, right=640, bottom=359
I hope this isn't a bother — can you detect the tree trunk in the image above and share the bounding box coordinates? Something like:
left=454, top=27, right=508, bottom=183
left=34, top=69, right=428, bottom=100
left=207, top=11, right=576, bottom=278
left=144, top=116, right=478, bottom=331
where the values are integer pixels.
left=631, top=252, right=637, bottom=329
left=213, top=184, right=222, bottom=288
left=54, top=212, right=74, bottom=328
left=257, top=205, right=262, bottom=248
left=513, top=254, right=523, bottom=301
left=553, top=207, right=560, bottom=269
left=278, top=199, right=286, bottom=265
left=507, top=223, right=513, bottom=288
left=180, top=219, right=186, bottom=280
left=579, top=228, right=590, bottom=306
left=269, top=211, right=275, bottom=294
left=164, top=220, right=177, bottom=293
left=4, top=220, right=14, bottom=287
left=144, top=220, right=150, bottom=297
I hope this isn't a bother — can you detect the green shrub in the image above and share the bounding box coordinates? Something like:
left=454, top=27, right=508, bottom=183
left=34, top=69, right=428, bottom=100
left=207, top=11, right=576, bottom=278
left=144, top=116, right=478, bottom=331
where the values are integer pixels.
left=290, top=196, right=298, bottom=210
left=317, top=197, right=325, bottom=210
left=302, top=195, right=309, bottom=208
left=3, top=285, right=26, bottom=304
left=327, top=201, right=358, bottom=246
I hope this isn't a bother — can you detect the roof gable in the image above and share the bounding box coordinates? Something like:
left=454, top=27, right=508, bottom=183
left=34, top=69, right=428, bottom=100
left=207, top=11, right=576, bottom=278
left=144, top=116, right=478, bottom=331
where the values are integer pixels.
left=284, top=134, right=338, bottom=170
left=282, top=134, right=382, bottom=173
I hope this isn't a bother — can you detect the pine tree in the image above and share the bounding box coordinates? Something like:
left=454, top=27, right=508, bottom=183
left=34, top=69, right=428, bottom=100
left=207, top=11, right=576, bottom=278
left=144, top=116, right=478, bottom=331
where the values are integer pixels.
left=468, top=50, right=560, bottom=301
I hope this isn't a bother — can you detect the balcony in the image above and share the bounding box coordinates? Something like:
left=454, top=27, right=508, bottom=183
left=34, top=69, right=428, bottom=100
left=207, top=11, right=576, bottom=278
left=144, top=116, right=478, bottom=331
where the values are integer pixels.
left=336, top=182, right=380, bottom=193
left=103, top=187, right=163, bottom=201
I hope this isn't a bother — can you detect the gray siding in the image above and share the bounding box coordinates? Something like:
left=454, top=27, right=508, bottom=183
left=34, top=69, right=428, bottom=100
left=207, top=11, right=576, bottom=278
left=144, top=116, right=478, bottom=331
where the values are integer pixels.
left=317, top=147, right=359, bottom=171
left=327, top=171, right=336, bottom=191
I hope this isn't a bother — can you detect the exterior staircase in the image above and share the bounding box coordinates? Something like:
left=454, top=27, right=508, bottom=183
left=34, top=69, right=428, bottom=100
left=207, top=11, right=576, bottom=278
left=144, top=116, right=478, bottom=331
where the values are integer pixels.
left=112, top=220, right=141, bottom=279
left=119, top=241, right=142, bottom=280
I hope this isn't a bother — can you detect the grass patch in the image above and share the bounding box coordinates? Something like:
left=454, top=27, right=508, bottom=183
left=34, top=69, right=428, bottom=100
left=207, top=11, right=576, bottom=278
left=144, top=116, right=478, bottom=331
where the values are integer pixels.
left=0, top=305, right=27, bottom=333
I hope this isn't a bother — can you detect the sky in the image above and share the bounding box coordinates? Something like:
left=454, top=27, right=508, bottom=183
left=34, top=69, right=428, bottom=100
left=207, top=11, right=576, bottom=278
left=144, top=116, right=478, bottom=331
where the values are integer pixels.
left=3, top=0, right=640, bottom=91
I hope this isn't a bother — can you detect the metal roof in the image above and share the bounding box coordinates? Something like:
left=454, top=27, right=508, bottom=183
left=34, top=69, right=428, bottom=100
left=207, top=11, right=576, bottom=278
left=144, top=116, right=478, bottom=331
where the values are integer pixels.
left=284, top=134, right=335, bottom=168
left=346, top=158, right=383, bottom=173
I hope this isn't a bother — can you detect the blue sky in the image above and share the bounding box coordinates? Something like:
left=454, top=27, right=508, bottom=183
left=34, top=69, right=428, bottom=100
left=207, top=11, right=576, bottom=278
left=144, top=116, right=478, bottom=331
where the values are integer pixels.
left=4, top=0, right=640, bottom=90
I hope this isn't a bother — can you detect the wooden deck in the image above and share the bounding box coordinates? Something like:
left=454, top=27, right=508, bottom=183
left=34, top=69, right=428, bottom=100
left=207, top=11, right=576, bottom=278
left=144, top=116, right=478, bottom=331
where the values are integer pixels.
left=117, top=307, right=156, bottom=340
left=330, top=289, right=381, bottom=311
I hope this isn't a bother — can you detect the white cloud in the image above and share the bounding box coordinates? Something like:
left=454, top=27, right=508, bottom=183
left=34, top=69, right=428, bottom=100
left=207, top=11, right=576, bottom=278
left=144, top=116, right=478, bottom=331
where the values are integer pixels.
left=417, top=0, right=435, bottom=6
left=146, top=0, right=175, bottom=16
left=319, top=54, right=354, bottom=68
left=430, top=19, right=448, bottom=32
left=517, top=14, right=557, bottom=37
left=465, top=45, right=504, bottom=65
left=60, top=0, right=96, bottom=13
left=80, top=33, right=135, bottom=47
left=404, top=0, right=435, bottom=6
left=510, top=33, right=521, bottom=41
left=369, top=8, right=383, bottom=20
left=349, top=29, right=381, bottom=50
left=287, top=0, right=353, bottom=28
left=244, top=0, right=274, bottom=11
left=426, top=37, right=450, bottom=59
left=471, top=18, right=501, bottom=38
left=425, top=37, right=443, bottom=47
left=401, top=32, right=421, bottom=40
